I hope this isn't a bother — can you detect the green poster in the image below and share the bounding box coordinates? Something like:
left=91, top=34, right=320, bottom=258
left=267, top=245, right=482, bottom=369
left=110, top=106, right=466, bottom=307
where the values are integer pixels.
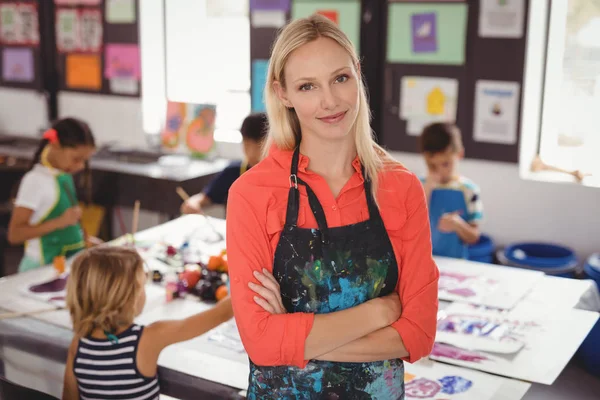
left=292, top=1, right=361, bottom=53
left=387, top=3, right=468, bottom=65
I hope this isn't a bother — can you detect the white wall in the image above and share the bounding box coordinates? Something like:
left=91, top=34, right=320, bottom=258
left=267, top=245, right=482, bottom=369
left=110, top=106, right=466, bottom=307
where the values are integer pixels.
left=0, top=88, right=48, bottom=136
left=392, top=151, right=600, bottom=260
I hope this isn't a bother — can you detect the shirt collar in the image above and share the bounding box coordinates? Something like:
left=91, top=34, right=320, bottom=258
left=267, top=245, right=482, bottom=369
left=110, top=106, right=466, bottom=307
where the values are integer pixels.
left=269, top=144, right=364, bottom=179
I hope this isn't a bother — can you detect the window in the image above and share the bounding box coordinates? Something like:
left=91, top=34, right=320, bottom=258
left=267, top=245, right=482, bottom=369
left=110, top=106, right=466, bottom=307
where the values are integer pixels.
left=141, top=0, right=250, bottom=144
left=524, top=0, right=600, bottom=187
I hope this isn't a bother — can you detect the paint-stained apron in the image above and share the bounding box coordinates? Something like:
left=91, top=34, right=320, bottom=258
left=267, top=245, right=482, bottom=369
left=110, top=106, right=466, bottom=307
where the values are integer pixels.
left=18, top=173, right=85, bottom=272
left=247, top=148, right=404, bottom=400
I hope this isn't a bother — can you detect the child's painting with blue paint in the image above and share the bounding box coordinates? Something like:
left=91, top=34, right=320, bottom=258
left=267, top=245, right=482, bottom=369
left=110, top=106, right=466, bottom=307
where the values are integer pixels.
left=418, top=123, right=484, bottom=259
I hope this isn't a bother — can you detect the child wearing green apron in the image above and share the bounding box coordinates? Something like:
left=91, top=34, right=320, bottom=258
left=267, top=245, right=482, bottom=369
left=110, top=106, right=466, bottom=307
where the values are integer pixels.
left=8, top=118, right=96, bottom=272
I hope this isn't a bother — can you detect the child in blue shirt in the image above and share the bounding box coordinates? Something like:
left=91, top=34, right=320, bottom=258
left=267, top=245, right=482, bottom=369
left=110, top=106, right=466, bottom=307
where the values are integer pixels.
left=181, top=113, right=268, bottom=213
left=418, top=123, right=483, bottom=259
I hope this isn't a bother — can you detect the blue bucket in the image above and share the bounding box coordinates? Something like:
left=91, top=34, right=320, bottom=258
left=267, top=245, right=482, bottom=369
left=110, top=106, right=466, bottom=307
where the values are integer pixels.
left=579, top=254, right=600, bottom=377
left=468, top=234, right=494, bottom=264
left=498, top=242, right=578, bottom=278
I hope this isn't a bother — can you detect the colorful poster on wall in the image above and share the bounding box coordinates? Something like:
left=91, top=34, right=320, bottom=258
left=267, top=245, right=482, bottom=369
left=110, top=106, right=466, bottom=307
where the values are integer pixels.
left=317, top=10, right=339, bottom=25
left=0, top=3, right=19, bottom=44
left=292, top=1, right=361, bottom=52
left=479, top=0, right=524, bottom=38
left=251, top=59, right=269, bottom=112
left=387, top=3, right=467, bottom=65
left=109, top=78, right=138, bottom=95
left=400, top=76, right=458, bottom=135
left=79, top=9, right=103, bottom=53
left=56, top=8, right=80, bottom=52
left=250, top=0, right=290, bottom=12
left=105, top=0, right=136, bottom=24
left=17, top=3, right=39, bottom=46
left=411, top=12, right=437, bottom=53
left=2, top=48, right=34, bottom=82
left=104, top=44, right=141, bottom=79
left=66, top=53, right=101, bottom=90
left=473, top=80, right=520, bottom=145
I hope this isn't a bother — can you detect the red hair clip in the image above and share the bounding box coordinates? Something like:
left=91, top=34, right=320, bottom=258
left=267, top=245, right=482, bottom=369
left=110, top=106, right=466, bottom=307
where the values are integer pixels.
left=43, top=128, right=58, bottom=143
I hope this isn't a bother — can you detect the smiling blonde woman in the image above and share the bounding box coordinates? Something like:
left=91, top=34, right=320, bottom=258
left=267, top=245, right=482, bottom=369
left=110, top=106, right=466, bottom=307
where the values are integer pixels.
left=226, top=14, right=439, bottom=399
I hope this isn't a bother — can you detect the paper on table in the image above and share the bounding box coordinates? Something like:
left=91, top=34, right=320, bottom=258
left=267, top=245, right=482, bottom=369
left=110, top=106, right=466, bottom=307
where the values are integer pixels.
left=404, top=359, right=529, bottom=400
left=431, top=302, right=599, bottom=384
left=435, top=256, right=544, bottom=309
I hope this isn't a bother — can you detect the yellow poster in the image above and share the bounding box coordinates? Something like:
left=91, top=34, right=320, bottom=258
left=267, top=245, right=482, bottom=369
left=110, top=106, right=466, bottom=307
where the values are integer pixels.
left=66, top=54, right=101, bottom=90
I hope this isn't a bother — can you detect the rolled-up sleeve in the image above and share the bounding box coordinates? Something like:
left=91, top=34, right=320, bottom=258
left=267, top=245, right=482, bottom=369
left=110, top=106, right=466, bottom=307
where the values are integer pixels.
left=226, top=187, right=315, bottom=368
left=390, top=174, right=439, bottom=363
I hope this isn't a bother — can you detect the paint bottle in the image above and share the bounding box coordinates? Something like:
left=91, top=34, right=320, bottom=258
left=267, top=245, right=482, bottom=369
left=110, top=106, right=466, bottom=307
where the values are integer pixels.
left=165, top=272, right=178, bottom=303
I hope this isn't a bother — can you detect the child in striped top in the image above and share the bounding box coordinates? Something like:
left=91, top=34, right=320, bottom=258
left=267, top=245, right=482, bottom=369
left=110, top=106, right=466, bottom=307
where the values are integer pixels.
left=62, top=246, right=233, bottom=400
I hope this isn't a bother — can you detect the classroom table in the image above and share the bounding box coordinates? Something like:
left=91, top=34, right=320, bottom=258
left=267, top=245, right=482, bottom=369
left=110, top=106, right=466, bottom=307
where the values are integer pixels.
left=0, top=215, right=598, bottom=400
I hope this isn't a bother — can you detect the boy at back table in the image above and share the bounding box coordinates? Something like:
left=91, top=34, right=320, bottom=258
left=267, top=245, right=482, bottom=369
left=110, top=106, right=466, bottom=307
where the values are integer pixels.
left=418, top=122, right=483, bottom=259
left=181, top=113, right=268, bottom=214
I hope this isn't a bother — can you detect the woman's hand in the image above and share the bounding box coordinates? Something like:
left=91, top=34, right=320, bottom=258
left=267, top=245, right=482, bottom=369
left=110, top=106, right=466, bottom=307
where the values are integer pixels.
left=248, top=268, right=286, bottom=314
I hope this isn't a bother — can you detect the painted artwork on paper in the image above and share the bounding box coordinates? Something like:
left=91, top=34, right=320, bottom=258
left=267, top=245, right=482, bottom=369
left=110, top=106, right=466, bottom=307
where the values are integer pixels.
left=186, top=104, right=216, bottom=157
left=431, top=302, right=599, bottom=384
left=161, top=101, right=186, bottom=149
left=435, top=257, right=544, bottom=309
left=403, top=359, right=517, bottom=400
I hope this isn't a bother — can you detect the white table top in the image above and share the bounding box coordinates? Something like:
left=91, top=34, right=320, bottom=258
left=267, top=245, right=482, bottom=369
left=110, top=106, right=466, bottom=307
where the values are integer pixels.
left=1, top=215, right=599, bottom=398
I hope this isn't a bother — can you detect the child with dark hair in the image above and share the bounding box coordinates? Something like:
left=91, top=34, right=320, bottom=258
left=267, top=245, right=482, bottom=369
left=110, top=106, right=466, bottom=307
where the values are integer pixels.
left=181, top=113, right=268, bottom=213
left=8, top=117, right=96, bottom=272
left=418, top=122, right=483, bottom=259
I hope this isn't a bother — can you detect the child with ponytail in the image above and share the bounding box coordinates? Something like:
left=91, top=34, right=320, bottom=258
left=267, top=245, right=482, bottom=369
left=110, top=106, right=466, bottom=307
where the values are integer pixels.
left=8, top=117, right=97, bottom=272
left=62, top=246, right=233, bottom=400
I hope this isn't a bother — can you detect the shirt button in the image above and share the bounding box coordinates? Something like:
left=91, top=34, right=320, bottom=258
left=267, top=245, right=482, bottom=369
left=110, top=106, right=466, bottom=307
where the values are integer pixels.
left=332, top=205, right=338, bottom=211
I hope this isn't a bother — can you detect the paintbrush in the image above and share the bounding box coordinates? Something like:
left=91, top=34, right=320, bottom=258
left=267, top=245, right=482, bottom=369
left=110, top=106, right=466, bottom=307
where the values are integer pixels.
left=175, top=187, right=224, bottom=241
left=0, top=307, right=63, bottom=320
left=531, top=155, right=590, bottom=182
left=130, top=200, right=140, bottom=245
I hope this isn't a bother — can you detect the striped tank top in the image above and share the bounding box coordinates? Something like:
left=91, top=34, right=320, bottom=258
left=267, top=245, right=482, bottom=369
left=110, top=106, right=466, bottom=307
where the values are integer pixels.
left=73, top=324, right=160, bottom=400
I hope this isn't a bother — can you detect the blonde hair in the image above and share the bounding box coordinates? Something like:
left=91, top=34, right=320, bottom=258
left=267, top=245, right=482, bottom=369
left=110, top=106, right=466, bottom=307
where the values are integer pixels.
left=262, top=14, right=396, bottom=201
left=66, top=246, right=145, bottom=337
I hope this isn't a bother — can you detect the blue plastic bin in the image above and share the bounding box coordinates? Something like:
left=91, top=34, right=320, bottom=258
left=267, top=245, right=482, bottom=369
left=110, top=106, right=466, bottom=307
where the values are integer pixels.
left=498, top=242, right=578, bottom=278
left=468, top=234, right=494, bottom=264
left=579, top=254, right=600, bottom=377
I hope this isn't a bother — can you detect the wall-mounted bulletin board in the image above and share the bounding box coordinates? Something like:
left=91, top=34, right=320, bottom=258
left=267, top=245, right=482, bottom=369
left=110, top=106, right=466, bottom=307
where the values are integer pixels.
left=0, top=0, right=43, bottom=90
left=55, top=0, right=140, bottom=97
left=249, top=0, right=363, bottom=113
left=379, top=0, right=529, bottom=163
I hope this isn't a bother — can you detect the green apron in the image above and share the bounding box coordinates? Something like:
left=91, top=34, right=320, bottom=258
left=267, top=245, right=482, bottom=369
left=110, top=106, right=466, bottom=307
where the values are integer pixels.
left=18, top=173, right=85, bottom=272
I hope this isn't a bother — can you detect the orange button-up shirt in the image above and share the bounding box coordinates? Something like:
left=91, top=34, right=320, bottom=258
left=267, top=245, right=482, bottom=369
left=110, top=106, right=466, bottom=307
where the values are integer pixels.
left=226, top=146, right=439, bottom=368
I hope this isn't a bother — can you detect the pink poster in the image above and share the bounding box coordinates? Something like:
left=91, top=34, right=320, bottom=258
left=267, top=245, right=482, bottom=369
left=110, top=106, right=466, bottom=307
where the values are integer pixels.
left=104, top=44, right=140, bottom=79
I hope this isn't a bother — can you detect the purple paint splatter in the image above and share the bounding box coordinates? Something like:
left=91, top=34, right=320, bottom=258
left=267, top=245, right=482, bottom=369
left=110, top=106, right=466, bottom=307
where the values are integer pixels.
left=29, top=276, right=68, bottom=293
left=447, top=287, right=477, bottom=297
left=405, top=377, right=441, bottom=398
left=438, top=375, right=473, bottom=394
left=431, top=343, right=489, bottom=363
